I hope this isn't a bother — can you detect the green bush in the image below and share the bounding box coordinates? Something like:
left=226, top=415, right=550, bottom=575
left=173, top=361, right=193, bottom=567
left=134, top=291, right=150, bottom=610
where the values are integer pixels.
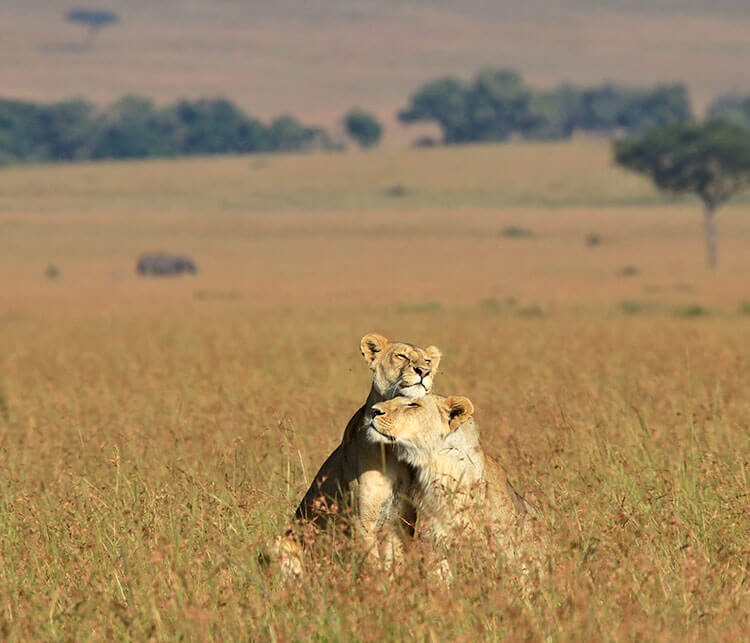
left=618, top=300, right=653, bottom=315
left=708, top=94, right=750, bottom=129
left=0, top=96, right=330, bottom=164
left=344, top=108, right=382, bottom=148
left=399, top=68, right=692, bottom=143
left=673, top=304, right=711, bottom=318
left=618, top=265, right=639, bottom=277
left=518, top=304, right=544, bottom=317
left=500, top=226, right=534, bottom=239
left=385, top=185, right=409, bottom=197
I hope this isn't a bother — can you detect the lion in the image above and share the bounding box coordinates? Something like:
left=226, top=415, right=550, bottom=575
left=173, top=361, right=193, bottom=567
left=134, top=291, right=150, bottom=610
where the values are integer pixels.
left=281, top=332, right=442, bottom=570
left=367, top=394, right=544, bottom=583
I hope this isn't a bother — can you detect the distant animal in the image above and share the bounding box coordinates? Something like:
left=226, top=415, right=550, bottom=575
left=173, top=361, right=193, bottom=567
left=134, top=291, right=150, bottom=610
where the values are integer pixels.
left=136, top=252, right=197, bottom=277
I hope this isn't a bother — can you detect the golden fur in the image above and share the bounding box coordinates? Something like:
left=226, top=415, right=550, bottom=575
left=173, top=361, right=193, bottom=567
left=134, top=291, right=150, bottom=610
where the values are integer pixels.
left=291, top=332, right=442, bottom=566
left=368, top=394, right=544, bottom=580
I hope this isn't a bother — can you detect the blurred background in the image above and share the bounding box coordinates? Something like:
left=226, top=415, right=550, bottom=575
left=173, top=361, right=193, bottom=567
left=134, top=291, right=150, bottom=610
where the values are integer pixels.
left=3, top=1, right=750, bottom=143
left=1, top=0, right=749, bottom=311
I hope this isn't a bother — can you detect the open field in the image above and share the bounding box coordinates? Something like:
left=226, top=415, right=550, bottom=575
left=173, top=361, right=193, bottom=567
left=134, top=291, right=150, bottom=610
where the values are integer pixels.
left=2, top=0, right=750, bottom=141
left=1, top=142, right=749, bottom=638
left=1, top=141, right=749, bottom=312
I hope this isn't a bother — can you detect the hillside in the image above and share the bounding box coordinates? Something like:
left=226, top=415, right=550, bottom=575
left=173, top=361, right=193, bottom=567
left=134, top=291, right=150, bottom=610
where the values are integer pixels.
left=1, top=1, right=749, bottom=144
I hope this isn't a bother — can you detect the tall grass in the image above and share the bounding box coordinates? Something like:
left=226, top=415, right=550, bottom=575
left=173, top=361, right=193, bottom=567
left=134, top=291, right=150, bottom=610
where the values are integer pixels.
left=1, top=310, right=747, bottom=638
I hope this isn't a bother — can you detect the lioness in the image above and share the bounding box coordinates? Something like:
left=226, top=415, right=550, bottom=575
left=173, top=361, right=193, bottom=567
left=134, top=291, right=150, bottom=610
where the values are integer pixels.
left=292, top=332, right=441, bottom=565
left=367, top=394, right=543, bottom=579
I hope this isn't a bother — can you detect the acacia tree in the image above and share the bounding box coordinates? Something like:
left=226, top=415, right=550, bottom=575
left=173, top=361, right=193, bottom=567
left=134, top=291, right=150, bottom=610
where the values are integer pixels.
left=614, top=120, right=750, bottom=269
left=65, top=9, right=118, bottom=43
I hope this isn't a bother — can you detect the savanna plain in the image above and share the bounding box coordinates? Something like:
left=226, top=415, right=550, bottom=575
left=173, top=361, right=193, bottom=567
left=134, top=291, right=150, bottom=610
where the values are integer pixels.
left=1, top=141, right=748, bottom=639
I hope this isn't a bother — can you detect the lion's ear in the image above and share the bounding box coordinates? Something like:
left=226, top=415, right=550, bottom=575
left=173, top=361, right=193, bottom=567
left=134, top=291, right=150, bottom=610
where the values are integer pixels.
left=360, top=333, right=390, bottom=366
left=445, top=396, right=474, bottom=431
left=425, top=345, right=442, bottom=371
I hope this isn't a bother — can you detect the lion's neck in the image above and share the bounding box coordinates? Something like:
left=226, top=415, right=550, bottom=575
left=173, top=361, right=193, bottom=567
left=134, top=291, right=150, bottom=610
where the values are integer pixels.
left=364, top=384, right=387, bottom=408
left=350, top=385, right=391, bottom=443
left=406, top=420, right=486, bottom=542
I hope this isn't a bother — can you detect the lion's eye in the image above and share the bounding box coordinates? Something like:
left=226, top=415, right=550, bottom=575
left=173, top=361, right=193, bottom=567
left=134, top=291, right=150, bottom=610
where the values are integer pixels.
left=408, top=402, right=420, bottom=408
left=425, top=359, right=431, bottom=365
left=396, top=353, right=408, bottom=360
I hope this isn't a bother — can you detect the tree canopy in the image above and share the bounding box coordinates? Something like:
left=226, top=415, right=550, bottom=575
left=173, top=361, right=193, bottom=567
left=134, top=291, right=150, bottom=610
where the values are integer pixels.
left=399, top=68, right=693, bottom=144
left=614, top=120, right=750, bottom=210
left=708, top=94, right=750, bottom=129
left=344, top=109, right=383, bottom=148
left=65, top=9, right=118, bottom=40
left=0, top=96, right=330, bottom=164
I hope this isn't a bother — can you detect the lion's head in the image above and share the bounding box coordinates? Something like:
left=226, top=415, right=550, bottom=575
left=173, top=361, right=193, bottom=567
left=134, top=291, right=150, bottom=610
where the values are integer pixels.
left=367, top=394, right=474, bottom=463
left=360, top=332, right=441, bottom=400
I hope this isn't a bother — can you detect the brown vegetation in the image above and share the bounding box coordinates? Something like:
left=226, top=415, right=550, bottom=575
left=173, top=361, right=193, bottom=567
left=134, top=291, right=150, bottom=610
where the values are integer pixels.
left=0, top=142, right=748, bottom=638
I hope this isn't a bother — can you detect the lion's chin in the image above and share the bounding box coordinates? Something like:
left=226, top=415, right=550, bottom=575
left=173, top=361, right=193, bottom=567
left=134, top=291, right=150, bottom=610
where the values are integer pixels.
left=366, top=423, right=395, bottom=445
left=398, top=383, right=428, bottom=399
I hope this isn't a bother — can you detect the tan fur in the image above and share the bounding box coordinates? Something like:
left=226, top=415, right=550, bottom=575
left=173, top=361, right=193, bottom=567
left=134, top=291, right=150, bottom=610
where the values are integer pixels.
left=291, top=333, right=442, bottom=567
left=368, top=395, right=544, bottom=581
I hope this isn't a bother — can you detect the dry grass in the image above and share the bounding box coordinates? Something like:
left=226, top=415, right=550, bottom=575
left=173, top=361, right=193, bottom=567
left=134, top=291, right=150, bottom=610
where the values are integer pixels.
left=0, top=141, right=665, bottom=214
left=1, top=310, right=748, bottom=639
left=0, top=142, right=749, bottom=639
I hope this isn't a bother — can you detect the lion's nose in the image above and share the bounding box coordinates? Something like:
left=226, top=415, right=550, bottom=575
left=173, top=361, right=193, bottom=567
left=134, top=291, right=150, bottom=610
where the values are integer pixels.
left=371, top=406, right=385, bottom=417
left=414, top=366, right=431, bottom=379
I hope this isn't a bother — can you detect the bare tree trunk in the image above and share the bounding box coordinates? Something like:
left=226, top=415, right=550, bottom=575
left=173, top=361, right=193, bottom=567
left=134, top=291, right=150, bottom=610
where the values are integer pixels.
left=703, top=204, right=718, bottom=269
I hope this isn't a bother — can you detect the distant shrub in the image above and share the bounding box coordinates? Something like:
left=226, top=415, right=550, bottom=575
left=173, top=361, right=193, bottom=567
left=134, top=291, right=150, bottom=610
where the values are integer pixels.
left=343, top=108, right=383, bottom=148
left=386, top=185, right=409, bottom=197
left=479, top=298, right=502, bottom=312
left=618, top=265, right=639, bottom=277
left=0, top=95, right=330, bottom=164
left=518, top=304, right=544, bottom=317
left=269, top=114, right=324, bottom=152
left=585, top=233, right=602, bottom=247
left=739, top=300, right=750, bottom=315
left=479, top=297, right=516, bottom=312
left=45, top=265, right=60, bottom=280
left=619, top=300, right=651, bottom=315
left=673, top=304, right=711, bottom=318
left=500, top=226, right=534, bottom=239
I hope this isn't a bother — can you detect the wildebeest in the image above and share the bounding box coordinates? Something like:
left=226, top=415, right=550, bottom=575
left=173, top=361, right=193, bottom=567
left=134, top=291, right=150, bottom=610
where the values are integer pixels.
left=136, top=252, right=198, bottom=277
